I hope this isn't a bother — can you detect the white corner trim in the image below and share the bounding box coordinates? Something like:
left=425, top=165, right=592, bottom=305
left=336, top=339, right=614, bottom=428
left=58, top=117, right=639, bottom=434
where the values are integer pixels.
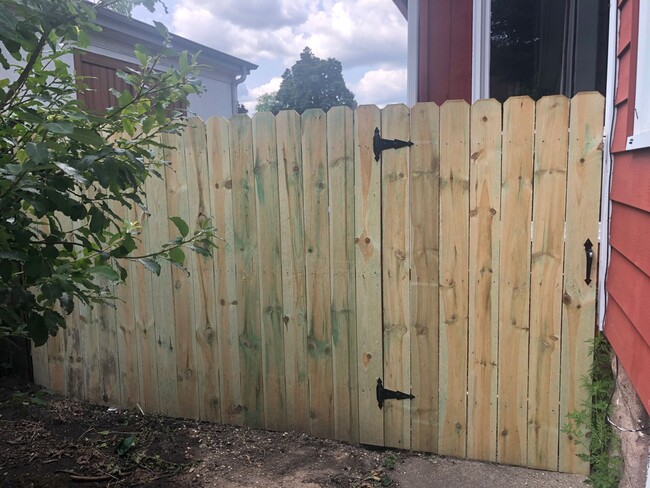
left=471, top=0, right=490, bottom=102
left=598, top=0, right=619, bottom=330
left=406, top=0, right=419, bottom=107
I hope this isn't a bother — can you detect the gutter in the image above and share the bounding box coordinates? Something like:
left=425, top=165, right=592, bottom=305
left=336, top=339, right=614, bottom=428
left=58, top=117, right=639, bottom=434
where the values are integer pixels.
left=598, top=0, right=619, bottom=330
left=232, top=68, right=250, bottom=115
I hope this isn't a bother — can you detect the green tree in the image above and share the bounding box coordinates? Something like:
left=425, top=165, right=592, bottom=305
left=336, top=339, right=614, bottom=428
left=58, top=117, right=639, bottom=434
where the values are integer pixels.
left=255, top=92, right=278, bottom=113
left=95, top=0, right=165, bottom=16
left=0, top=0, right=215, bottom=346
left=273, top=47, right=356, bottom=114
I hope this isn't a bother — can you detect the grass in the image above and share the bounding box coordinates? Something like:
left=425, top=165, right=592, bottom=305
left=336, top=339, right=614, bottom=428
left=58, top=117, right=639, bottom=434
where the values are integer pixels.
left=562, top=333, right=622, bottom=488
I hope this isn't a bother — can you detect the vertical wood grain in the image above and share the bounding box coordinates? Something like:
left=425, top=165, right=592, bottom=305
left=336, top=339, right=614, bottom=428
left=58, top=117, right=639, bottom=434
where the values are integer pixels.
left=327, top=106, right=358, bottom=442
left=276, top=110, right=310, bottom=432
left=438, top=100, right=470, bottom=458
left=559, top=92, right=603, bottom=475
left=497, top=97, right=535, bottom=466
left=354, top=105, right=383, bottom=446
left=230, top=115, right=264, bottom=428
left=528, top=95, right=570, bottom=471
left=252, top=112, right=287, bottom=431
left=409, top=102, right=440, bottom=453
left=467, top=99, right=502, bottom=462
left=207, top=117, right=243, bottom=426
left=302, top=109, right=334, bottom=438
left=381, top=104, right=411, bottom=450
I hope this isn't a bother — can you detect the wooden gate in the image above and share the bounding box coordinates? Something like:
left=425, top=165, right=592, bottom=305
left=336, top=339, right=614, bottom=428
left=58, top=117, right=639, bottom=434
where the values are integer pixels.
left=32, top=93, right=604, bottom=475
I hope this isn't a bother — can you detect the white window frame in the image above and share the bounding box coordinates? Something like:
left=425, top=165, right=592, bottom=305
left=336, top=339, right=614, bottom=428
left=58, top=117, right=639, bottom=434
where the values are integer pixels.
left=472, top=0, right=491, bottom=102
left=626, top=0, right=650, bottom=150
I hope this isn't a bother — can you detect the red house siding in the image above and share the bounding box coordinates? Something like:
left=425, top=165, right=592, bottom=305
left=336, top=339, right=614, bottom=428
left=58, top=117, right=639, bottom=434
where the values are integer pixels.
left=605, top=0, right=650, bottom=414
left=417, top=0, right=472, bottom=104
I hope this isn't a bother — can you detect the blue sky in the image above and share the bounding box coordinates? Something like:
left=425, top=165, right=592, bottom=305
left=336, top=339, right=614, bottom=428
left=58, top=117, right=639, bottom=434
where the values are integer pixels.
left=132, top=0, right=408, bottom=112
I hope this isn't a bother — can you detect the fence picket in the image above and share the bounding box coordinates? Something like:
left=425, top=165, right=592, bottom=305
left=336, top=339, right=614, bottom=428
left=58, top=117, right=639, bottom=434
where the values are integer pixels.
left=276, top=110, right=310, bottom=432
left=409, top=102, right=440, bottom=453
left=528, top=96, right=570, bottom=471
left=185, top=118, right=221, bottom=422
left=438, top=100, right=470, bottom=458
left=327, top=106, right=358, bottom=442
left=230, top=115, right=264, bottom=428
left=381, top=104, right=411, bottom=450
left=253, top=112, right=286, bottom=431
left=302, top=109, right=334, bottom=438
left=559, top=93, right=604, bottom=475
left=467, top=99, right=502, bottom=462
left=497, top=96, right=535, bottom=466
left=207, top=117, right=243, bottom=425
left=354, top=105, right=384, bottom=446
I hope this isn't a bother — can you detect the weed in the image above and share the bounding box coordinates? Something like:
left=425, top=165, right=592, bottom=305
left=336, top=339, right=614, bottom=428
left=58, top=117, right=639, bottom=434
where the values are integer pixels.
left=382, top=453, right=398, bottom=470
left=562, top=333, right=622, bottom=488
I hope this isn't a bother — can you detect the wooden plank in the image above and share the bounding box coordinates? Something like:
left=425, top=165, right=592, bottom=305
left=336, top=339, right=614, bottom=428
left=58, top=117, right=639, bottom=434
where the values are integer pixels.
left=354, top=105, right=383, bottom=446
left=148, top=135, right=179, bottom=417
left=184, top=117, right=221, bottom=422
left=60, top=214, right=84, bottom=399
left=114, top=204, right=139, bottom=408
left=252, top=112, right=286, bottom=431
left=83, top=297, right=102, bottom=404
left=438, top=100, right=470, bottom=458
left=528, top=95, right=570, bottom=471
left=467, top=99, right=501, bottom=462
left=559, top=92, right=604, bottom=475
left=165, top=130, right=199, bottom=419
left=381, top=104, right=411, bottom=450
left=97, top=297, right=119, bottom=405
left=302, top=109, right=334, bottom=439
left=129, top=199, right=159, bottom=413
left=327, top=106, right=358, bottom=443
left=497, top=96, right=535, bottom=466
left=409, top=102, right=440, bottom=453
left=230, top=114, right=264, bottom=428
left=31, top=342, right=49, bottom=388
left=47, top=317, right=66, bottom=394
left=208, top=116, right=244, bottom=426
left=276, top=110, right=310, bottom=432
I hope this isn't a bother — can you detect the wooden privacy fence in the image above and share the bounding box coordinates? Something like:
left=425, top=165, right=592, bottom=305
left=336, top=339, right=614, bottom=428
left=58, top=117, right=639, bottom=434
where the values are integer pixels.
left=32, top=92, right=604, bottom=475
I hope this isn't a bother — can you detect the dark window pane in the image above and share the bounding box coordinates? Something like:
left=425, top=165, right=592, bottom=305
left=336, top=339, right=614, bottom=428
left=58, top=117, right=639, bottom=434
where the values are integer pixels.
left=490, top=0, right=608, bottom=102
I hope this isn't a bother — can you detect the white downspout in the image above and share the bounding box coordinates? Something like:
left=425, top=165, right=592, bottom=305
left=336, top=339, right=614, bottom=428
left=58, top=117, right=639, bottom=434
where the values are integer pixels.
left=407, top=0, right=419, bottom=107
left=598, top=0, right=619, bottom=330
left=232, top=68, right=249, bottom=115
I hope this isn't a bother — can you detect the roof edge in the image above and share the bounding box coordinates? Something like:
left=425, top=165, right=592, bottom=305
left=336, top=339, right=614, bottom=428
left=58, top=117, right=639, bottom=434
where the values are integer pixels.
left=94, top=7, right=257, bottom=73
left=392, top=0, right=408, bottom=19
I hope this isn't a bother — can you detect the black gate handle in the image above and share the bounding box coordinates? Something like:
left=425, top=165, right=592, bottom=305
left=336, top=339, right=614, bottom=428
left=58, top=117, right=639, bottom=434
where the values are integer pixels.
left=584, top=239, right=593, bottom=285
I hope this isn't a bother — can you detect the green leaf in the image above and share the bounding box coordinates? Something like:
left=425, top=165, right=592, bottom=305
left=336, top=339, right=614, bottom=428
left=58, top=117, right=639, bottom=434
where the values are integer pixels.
left=89, top=266, right=120, bottom=282
left=169, top=247, right=185, bottom=265
left=139, top=258, right=161, bottom=276
left=26, top=142, right=49, bottom=164
left=69, top=128, right=103, bottom=146
left=45, top=121, right=74, bottom=135
left=0, top=251, right=27, bottom=262
left=118, top=90, right=133, bottom=106
left=153, top=21, right=169, bottom=39
left=116, top=436, right=135, bottom=456
left=169, top=216, right=189, bottom=238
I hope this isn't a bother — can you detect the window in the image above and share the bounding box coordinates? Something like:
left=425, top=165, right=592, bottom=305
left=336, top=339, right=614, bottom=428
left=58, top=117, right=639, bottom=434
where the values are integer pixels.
left=473, top=0, right=609, bottom=102
left=627, top=0, right=650, bottom=150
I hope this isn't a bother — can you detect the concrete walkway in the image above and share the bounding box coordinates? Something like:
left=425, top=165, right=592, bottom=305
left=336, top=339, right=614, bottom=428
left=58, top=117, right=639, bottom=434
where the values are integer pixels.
left=391, top=456, right=587, bottom=488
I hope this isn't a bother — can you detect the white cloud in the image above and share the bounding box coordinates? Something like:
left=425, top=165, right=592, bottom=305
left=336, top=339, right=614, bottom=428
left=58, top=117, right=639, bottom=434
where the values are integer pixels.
left=352, top=68, right=407, bottom=106
left=248, top=77, right=283, bottom=99
left=170, top=0, right=407, bottom=70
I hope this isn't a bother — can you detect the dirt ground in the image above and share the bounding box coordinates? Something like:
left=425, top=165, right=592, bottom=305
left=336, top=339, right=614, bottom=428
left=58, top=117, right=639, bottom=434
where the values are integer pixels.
left=0, top=378, right=588, bottom=487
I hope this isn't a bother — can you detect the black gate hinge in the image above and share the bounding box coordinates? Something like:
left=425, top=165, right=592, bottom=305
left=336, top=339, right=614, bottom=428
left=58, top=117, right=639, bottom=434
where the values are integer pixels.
left=373, top=128, right=413, bottom=161
left=376, top=378, right=415, bottom=409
